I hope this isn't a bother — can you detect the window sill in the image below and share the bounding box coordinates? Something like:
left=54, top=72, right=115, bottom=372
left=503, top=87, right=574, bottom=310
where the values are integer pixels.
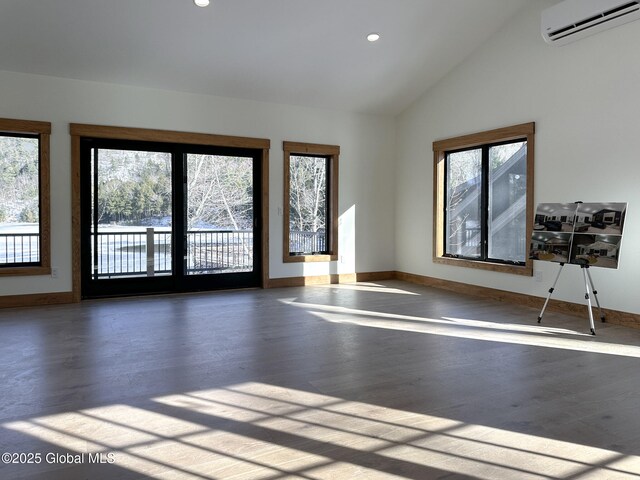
left=0, top=266, right=51, bottom=277
left=433, top=256, right=532, bottom=276
left=284, top=254, right=338, bottom=263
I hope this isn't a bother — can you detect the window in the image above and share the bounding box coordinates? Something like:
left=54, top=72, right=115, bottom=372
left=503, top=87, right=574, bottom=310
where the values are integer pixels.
left=433, top=123, right=534, bottom=276
left=0, top=118, right=51, bottom=275
left=283, top=141, right=339, bottom=262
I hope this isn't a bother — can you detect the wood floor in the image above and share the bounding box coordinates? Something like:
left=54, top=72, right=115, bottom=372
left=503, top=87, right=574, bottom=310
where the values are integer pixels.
left=1, top=280, right=640, bottom=479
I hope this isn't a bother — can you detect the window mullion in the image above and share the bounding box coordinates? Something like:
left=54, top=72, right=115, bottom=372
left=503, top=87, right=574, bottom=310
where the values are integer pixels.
left=443, top=153, right=449, bottom=257
left=481, top=145, right=490, bottom=261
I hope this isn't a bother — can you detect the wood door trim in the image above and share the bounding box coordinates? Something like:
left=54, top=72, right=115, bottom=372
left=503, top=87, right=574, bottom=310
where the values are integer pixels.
left=70, top=123, right=270, bottom=300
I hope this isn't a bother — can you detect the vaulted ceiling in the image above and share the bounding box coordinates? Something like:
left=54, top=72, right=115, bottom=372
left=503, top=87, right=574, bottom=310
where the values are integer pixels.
left=0, top=0, right=530, bottom=115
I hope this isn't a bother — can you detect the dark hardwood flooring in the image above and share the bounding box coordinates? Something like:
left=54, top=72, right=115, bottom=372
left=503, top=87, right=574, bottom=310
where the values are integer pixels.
left=1, top=280, right=640, bottom=479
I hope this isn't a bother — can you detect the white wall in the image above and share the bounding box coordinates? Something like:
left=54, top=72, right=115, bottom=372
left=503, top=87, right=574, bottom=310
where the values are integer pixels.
left=396, top=0, right=640, bottom=315
left=0, top=70, right=396, bottom=296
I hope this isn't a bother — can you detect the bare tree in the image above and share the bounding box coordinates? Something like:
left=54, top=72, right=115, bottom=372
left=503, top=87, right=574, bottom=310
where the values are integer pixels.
left=186, top=154, right=253, bottom=230
left=289, top=155, right=326, bottom=233
left=0, top=136, right=39, bottom=224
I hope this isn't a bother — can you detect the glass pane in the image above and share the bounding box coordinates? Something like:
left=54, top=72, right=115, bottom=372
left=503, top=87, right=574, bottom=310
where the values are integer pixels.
left=92, top=149, right=173, bottom=279
left=289, top=155, right=328, bottom=254
left=488, top=141, right=527, bottom=262
left=186, top=154, right=254, bottom=274
left=0, top=135, right=40, bottom=265
left=445, top=149, right=482, bottom=258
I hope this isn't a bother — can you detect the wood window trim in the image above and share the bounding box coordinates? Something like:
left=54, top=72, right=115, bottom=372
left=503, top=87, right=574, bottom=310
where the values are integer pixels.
left=283, top=141, right=339, bottom=263
left=0, top=118, right=51, bottom=276
left=70, top=123, right=270, bottom=301
left=433, top=122, right=535, bottom=276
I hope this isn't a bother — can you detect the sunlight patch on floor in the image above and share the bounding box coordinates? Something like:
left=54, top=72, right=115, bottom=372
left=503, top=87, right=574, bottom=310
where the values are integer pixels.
left=5, top=382, right=639, bottom=479
left=314, top=283, right=420, bottom=296
left=281, top=300, right=640, bottom=358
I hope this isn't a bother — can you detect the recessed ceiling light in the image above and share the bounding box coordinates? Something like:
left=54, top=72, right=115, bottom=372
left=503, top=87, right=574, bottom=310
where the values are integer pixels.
left=367, top=33, right=380, bottom=42
left=194, top=0, right=210, bottom=6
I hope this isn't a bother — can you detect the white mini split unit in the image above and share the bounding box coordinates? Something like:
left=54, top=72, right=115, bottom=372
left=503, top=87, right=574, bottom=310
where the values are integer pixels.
left=542, top=0, right=640, bottom=45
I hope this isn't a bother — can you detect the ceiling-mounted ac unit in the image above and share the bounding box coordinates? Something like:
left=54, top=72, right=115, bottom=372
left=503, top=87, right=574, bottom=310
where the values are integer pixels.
left=542, top=0, right=640, bottom=45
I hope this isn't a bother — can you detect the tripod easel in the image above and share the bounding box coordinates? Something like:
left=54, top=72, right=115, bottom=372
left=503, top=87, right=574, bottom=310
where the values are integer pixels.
left=537, top=262, right=606, bottom=335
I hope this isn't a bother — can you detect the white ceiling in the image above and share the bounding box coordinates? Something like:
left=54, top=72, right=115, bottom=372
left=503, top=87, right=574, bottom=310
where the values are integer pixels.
left=0, top=0, right=530, bottom=116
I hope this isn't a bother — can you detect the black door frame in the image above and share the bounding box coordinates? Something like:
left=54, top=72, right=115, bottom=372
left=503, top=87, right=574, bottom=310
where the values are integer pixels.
left=79, top=137, right=263, bottom=299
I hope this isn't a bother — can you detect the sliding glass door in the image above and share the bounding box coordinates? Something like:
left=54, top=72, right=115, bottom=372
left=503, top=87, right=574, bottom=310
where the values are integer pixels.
left=80, top=139, right=262, bottom=298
